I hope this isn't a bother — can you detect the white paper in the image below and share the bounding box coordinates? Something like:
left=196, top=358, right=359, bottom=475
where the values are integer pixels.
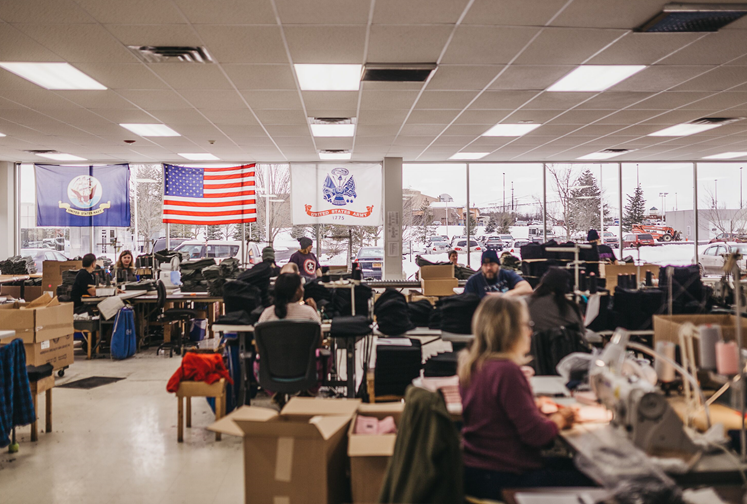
left=387, top=211, right=400, bottom=240
left=97, top=295, right=124, bottom=320
left=377, top=338, right=412, bottom=347
left=387, top=241, right=400, bottom=257
left=584, top=293, right=601, bottom=327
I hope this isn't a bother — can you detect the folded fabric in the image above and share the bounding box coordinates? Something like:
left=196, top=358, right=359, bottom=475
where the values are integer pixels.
left=166, top=352, right=233, bottom=393
left=355, top=415, right=398, bottom=435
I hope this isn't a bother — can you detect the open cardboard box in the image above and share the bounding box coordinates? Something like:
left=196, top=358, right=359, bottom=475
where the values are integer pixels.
left=0, top=294, right=74, bottom=344
left=653, top=314, right=747, bottom=366
left=209, top=397, right=361, bottom=504
left=348, top=402, right=405, bottom=504
left=420, top=264, right=458, bottom=297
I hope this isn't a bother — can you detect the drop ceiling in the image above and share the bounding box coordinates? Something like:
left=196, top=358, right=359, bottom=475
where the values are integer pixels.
left=3, top=0, right=747, bottom=163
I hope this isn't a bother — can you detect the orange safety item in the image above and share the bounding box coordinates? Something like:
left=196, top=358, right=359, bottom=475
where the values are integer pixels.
left=166, top=352, right=233, bottom=393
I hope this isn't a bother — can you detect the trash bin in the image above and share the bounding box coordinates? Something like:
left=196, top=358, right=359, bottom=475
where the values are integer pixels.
left=189, top=318, right=207, bottom=342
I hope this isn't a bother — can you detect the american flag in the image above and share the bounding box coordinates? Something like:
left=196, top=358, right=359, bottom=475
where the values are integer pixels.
left=162, top=163, right=257, bottom=224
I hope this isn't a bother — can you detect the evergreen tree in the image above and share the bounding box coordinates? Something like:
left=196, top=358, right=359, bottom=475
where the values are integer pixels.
left=485, top=215, right=496, bottom=234
left=206, top=225, right=221, bottom=240
left=568, top=169, right=608, bottom=235
left=623, top=184, right=646, bottom=232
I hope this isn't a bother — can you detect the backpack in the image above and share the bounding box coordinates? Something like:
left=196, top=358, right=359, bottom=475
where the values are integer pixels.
left=111, top=307, right=137, bottom=360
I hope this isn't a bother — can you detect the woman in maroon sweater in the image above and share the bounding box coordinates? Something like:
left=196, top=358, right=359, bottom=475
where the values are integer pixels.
left=459, top=296, right=590, bottom=500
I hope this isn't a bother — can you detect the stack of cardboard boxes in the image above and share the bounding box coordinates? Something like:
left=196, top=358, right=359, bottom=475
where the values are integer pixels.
left=41, top=260, right=83, bottom=294
left=0, top=294, right=74, bottom=371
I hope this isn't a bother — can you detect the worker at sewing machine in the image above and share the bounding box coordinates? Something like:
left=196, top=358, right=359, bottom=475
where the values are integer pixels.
left=458, top=296, right=592, bottom=500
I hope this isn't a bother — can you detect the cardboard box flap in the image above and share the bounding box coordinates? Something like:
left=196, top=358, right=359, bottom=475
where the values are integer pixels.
left=420, top=264, right=454, bottom=279
left=25, top=293, right=55, bottom=309
left=357, top=403, right=405, bottom=416
left=208, top=406, right=277, bottom=436
left=233, top=417, right=328, bottom=439
left=349, top=434, right=397, bottom=457
left=279, top=397, right=361, bottom=420
left=310, top=415, right=354, bottom=441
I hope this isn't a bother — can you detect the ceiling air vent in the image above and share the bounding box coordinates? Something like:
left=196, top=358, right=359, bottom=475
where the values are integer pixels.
left=362, top=63, right=437, bottom=82
left=128, top=46, right=214, bottom=63
left=691, top=117, right=743, bottom=125
left=600, top=149, right=633, bottom=155
left=24, top=149, right=58, bottom=154
left=638, top=3, right=747, bottom=32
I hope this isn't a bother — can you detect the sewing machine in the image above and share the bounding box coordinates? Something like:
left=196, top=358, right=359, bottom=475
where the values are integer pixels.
left=590, top=330, right=700, bottom=457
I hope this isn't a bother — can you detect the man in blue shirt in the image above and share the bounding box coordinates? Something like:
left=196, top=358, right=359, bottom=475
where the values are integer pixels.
left=464, top=250, right=532, bottom=299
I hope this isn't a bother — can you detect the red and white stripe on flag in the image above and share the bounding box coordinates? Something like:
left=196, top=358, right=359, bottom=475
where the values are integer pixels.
left=162, top=163, right=257, bottom=225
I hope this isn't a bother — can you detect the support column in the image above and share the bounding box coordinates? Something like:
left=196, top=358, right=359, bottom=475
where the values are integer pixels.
left=693, top=162, right=699, bottom=265
left=383, top=157, right=403, bottom=280
left=0, top=162, right=17, bottom=259
left=618, top=163, right=623, bottom=251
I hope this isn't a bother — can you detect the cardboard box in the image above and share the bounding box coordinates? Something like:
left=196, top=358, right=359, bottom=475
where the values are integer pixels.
left=0, top=286, right=21, bottom=299
left=23, top=286, right=43, bottom=302
left=41, top=260, right=82, bottom=292
left=653, top=314, right=747, bottom=366
left=348, top=403, right=405, bottom=504
left=0, top=285, right=42, bottom=301
left=209, top=397, right=361, bottom=504
left=0, top=295, right=74, bottom=344
left=23, top=334, right=74, bottom=369
left=601, top=263, right=660, bottom=291
left=420, top=264, right=458, bottom=297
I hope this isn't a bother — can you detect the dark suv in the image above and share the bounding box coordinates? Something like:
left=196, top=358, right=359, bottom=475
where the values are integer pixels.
left=485, top=236, right=504, bottom=251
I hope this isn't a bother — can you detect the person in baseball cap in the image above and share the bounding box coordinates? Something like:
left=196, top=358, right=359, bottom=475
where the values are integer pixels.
left=288, top=236, right=321, bottom=281
left=463, top=249, right=532, bottom=299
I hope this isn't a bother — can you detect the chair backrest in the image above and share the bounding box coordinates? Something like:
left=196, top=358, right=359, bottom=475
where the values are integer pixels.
left=254, top=319, right=320, bottom=394
left=156, top=279, right=167, bottom=311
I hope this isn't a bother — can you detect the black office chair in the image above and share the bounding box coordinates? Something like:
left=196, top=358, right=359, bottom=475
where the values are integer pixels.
left=254, top=320, right=320, bottom=407
left=155, top=280, right=199, bottom=357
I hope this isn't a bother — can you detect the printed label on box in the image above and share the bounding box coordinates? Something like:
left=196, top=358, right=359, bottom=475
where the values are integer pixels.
left=41, top=340, right=50, bottom=350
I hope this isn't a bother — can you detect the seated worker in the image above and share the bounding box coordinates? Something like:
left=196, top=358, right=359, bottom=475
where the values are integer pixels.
left=459, top=296, right=588, bottom=500
left=112, top=250, right=137, bottom=283
left=500, top=251, right=521, bottom=272
left=527, top=268, right=583, bottom=334
left=448, top=250, right=464, bottom=268
left=71, top=253, right=98, bottom=313
left=258, top=273, right=320, bottom=323
left=289, top=236, right=321, bottom=281
left=584, top=229, right=616, bottom=276
left=280, top=262, right=299, bottom=275
left=464, top=250, right=532, bottom=299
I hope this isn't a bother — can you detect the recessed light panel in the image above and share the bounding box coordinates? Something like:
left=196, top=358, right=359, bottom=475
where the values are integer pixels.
left=0, top=62, right=106, bottom=90
left=37, top=153, right=87, bottom=161
left=178, top=153, right=220, bottom=161
left=548, top=65, right=646, bottom=92
left=0, top=133, right=5, bottom=137
left=294, top=64, right=362, bottom=91
left=450, top=152, right=489, bottom=160
left=578, top=149, right=634, bottom=160
left=648, top=123, right=723, bottom=136
left=120, top=124, right=181, bottom=137
left=482, top=123, right=541, bottom=137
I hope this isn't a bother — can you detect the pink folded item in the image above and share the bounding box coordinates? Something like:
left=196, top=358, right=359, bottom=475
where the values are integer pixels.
left=355, top=415, right=379, bottom=434
left=377, top=416, right=397, bottom=434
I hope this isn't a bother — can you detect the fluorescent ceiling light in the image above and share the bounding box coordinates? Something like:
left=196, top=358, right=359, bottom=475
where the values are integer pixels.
left=294, top=64, right=362, bottom=91
left=310, top=123, right=356, bottom=137
left=36, top=153, right=87, bottom=161
left=120, top=123, right=181, bottom=137
left=548, top=65, right=646, bottom=92
left=0, top=62, right=106, bottom=90
left=648, top=123, right=722, bottom=136
left=703, top=152, right=747, bottom=159
left=178, top=153, right=220, bottom=161
left=0, top=133, right=5, bottom=137
left=482, top=123, right=541, bottom=137
left=578, top=151, right=629, bottom=160
left=319, top=151, right=352, bottom=160
left=450, top=152, right=489, bottom=160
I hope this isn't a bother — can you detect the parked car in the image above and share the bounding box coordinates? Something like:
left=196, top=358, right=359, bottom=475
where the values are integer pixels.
left=427, top=236, right=450, bottom=253
left=452, top=239, right=481, bottom=252
left=499, top=234, right=514, bottom=243
left=622, top=233, right=656, bottom=248
left=354, top=247, right=384, bottom=280
left=695, top=242, right=746, bottom=276
left=152, top=237, right=188, bottom=253
left=485, top=236, right=504, bottom=251
left=19, top=249, right=70, bottom=273
left=506, top=240, right=531, bottom=257
left=602, top=231, right=618, bottom=248
left=174, top=240, right=242, bottom=263
left=709, top=232, right=747, bottom=244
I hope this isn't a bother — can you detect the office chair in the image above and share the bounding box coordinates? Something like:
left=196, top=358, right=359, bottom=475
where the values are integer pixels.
left=254, top=320, right=320, bottom=407
left=155, top=280, right=199, bottom=357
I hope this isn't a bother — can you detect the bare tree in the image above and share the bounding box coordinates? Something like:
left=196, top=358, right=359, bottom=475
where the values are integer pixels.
left=256, top=164, right=291, bottom=244
left=131, top=164, right=165, bottom=251
left=702, top=188, right=747, bottom=235
left=547, top=164, right=576, bottom=239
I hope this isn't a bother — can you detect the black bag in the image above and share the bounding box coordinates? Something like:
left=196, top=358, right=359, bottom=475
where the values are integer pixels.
left=374, top=338, right=422, bottom=396
left=520, top=242, right=546, bottom=260
left=302, top=279, right=333, bottom=308
left=658, top=265, right=707, bottom=314
left=408, top=299, right=434, bottom=327
left=612, top=287, right=666, bottom=331
left=530, top=323, right=590, bottom=376
left=333, top=283, right=372, bottom=317
left=215, top=310, right=253, bottom=326
left=375, top=289, right=415, bottom=335
left=423, top=351, right=458, bottom=377
left=331, top=315, right=372, bottom=338
left=439, top=293, right=481, bottom=334
left=222, top=280, right=263, bottom=317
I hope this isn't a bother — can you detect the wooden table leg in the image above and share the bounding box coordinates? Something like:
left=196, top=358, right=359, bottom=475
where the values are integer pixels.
left=208, top=301, right=215, bottom=340
left=177, top=396, right=184, bottom=443
left=186, top=397, right=191, bottom=428
left=30, top=390, right=38, bottom=442
left=85, top=331, right=92, bottom=360
left=45, top=389, right=52, bottom=433
left=214, top=394, right=222, bottom=442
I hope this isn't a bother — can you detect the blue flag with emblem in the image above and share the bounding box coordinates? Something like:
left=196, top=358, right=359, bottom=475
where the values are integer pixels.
left=35, top=164, right=131, bottom=227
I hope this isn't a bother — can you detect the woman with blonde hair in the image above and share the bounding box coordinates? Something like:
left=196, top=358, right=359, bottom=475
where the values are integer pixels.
left=459, top=296, right=589, bottom=499
left=113, top=250, right=137, bottom=283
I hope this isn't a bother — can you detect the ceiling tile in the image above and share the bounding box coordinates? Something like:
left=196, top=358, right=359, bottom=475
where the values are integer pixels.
left=264, top=125, right=309, bottom=136
left=284, top=26, right=366, bottom=64
left=678, top=92, right=747, bottom=111
left=0, top=25, right=64, bottom=63
left=514, top=28, right=628, bottom=65
left=117, top=89, right=190, bottom=110
left=358, top=109, right=410, bottom=125
left=426, top=65, right=501, bottom=91
left=659, top=30, right=747, bottom=65
left=398, top=124, right=444, bottom=136
left=201, top=108, right=260, bottom=126
left=0, top=0, right=92, bottom=23
left=105, top=24, right=201, bottom=46
left=0, top=89, right=80, bottom=109
left=469, top=90, right=538, bottom=109
left=360, top=91, right=419, bottom=110
left=301, top=91, right=358, bottom=112
left=304, top=108, right=358, bottom=117
left=367, top=25, right=452, bottom=63
left=453, top=110, right=510, bottom=125
left=548, top=109, right=617, bottom=124
left=150, top=109, right=212, bottom=126
left=75, top=0, right=186, bottom=24
left=592, top=110, right=660, bottom=125
left=173, top=0, right=276, bottom=24
left=414, top=91, right=478, bottom=110
left=462, top=0, right=568, bottom=26
left=195, top=25, right=288, bottom=64
left=253, top=109, right=307, bottom=125
left=275, top=0, right=371, bottom=24
left=588, top=32, right=705, bottom=65
left=91, top=108, right=159, bottom=123
left=74, top=63, right=170, bottom=90
left=58, top=90, right=137, bottom=109
left=671, top=66, right=747, bottom=92
left=179, top=89, right=248, bottom=109
left=443, top=124, right=493, bottom=136
left=405, top=110, right=459, bottom=124
left=226, top=65, right=297, bottom=90
left=314, top=138, right=353, bottom=150
left=520, top=92, right=595, bottom=110
left=488, top=66, right=574, bottom=90
left=373, top=0, right=469, bottom=24
left=16, top=24, right=135, bottom=63
left=549, top=0, right=666, bottom=29
left=441, top=26, right=540, bottom=65
left=150, top=64, right=233, bottom=90
left=575, top=91, right=654, bottom=110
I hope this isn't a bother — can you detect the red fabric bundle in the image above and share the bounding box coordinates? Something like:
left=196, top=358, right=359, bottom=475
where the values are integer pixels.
left=166, top=352, right=233, bottom=393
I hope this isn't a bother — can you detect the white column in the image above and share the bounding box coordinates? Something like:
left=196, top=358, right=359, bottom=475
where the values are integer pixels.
left=383, top=157, right=403, bottom=280
left=0, top=162, right=17, bottom=259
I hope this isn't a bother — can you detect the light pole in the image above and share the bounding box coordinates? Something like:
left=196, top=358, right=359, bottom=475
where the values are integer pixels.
left=715, top=179, right=718, bottom=208
left=659, top=192, right=668, bottom=222
left=741, top=167, right=743, bottom=209
left=258, top=192, right=283, bottom=245
left=132, top=177, right=156, bottom=253
left=502, top=172, right=506, bottom=213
